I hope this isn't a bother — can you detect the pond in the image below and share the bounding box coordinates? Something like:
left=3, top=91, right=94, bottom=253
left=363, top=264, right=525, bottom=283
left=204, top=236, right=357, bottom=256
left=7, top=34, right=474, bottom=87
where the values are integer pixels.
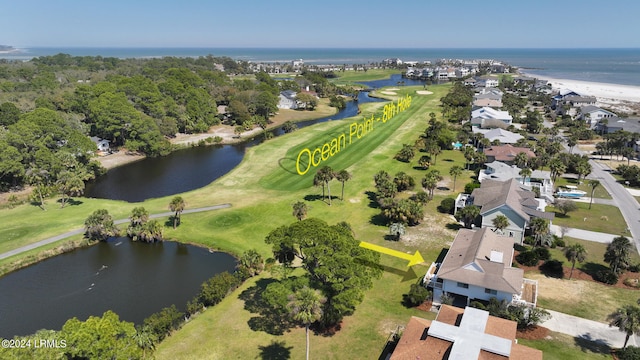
left=84, top=74, right=425, bottom=202
left=0, top=238, right=237, bottom=338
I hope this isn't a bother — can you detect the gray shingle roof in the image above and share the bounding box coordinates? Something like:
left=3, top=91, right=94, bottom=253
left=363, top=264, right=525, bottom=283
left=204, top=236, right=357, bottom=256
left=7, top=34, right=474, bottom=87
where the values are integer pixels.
left=437, top=228, right=523, bottom=294
left=470, top=178, right=554, bottom=221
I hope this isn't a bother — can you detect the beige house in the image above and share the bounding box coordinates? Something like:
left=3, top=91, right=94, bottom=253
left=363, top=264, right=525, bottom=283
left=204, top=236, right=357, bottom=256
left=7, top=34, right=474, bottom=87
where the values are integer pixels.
left=424, top=227, right=537, bottom=307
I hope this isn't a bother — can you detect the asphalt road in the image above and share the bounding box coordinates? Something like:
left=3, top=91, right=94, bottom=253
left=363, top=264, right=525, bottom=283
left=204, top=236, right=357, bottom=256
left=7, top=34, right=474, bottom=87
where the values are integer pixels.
left=0, top=203, right=232, bottom=260
left=578, top=151, right=640, bottom=252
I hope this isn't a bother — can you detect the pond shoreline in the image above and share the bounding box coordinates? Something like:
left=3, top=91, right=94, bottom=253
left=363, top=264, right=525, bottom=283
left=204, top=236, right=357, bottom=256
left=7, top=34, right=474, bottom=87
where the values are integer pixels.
left=97, top=104, right=342, bottom=170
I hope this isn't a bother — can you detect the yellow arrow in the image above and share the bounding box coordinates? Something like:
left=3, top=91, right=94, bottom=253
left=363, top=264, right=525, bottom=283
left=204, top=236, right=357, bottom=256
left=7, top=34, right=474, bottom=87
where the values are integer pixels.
left=359, top=241, right=425, bottom=267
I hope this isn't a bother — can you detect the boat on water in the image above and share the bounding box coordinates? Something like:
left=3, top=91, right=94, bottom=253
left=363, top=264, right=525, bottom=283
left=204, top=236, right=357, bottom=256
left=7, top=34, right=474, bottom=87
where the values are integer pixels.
left=555, top=185, right=587, bottom=198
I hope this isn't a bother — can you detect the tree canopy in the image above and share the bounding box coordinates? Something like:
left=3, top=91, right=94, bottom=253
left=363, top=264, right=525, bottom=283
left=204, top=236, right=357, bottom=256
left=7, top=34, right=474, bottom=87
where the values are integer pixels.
left=264, top=218, right=382, bottom=327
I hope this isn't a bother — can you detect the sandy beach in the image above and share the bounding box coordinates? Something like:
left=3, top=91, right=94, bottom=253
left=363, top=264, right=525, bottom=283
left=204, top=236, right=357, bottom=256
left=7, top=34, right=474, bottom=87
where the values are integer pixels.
left=522, top=72, right=640, bottom=113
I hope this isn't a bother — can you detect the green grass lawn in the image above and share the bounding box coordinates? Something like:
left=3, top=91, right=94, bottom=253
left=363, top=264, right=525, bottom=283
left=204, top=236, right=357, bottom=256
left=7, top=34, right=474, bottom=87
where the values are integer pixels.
left=529, top=236, right=640, bottom=323
left=554, top=177, right=612, bottom=199
left=549, top=202, right=627, bottom=235
left=330, top=69, right=401, bottom=85
left=549, top=237, right=640, bottom=268
left=519, top=332, right=611, bottom=360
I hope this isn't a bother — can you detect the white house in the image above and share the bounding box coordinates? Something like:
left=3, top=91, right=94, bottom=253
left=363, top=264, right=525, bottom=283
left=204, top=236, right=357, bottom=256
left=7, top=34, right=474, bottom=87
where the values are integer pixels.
left=471, top=107, right=513, bottom=127
left=90, top=136, right=110, bottom=152
left=578, top=105, right=616, bottom=129
left=278, top=90, right=298, bottom=109
left=472, top=128, right=523, bottom=144
left=424, top=228, right=537, bottom=307
left=478, top=161, right=554, bottom=202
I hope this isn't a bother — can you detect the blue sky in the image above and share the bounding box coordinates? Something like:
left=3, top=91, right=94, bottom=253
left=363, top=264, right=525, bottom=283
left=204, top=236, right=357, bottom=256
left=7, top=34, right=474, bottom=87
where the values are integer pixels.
left=4, top=0, right=640, bottom=48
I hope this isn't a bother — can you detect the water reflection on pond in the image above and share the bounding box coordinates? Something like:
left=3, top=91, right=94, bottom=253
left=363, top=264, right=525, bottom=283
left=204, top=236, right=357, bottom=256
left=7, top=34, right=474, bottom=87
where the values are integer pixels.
left=84, top=74, right=425, bottom=202
left=0, top=238, right=237, bottom=338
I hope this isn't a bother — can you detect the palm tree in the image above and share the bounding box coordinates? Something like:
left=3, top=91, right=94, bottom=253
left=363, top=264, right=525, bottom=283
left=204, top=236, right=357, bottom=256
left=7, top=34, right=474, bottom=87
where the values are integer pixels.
left=588, top=179, right=600, bottom=210
left=549, top=158, right=566, bottom=182
left=463, top=146, right=475, bottom=170
left=456, top=205, right=480, bottom=229
left=449, top=165, right=463, bottom=192
left=84, top=209, right=119, bottom=241
left=139, top=220, right=164, bottom=243
left=169, top=196, right=186, bottom=229
left=575, top=161, right=592, bottom=184
left=514, top=152, right=530, bottom=168
left=566, top=135, right=578, bottom=154
left=608, top=305, right=640, bottom=348
left=422, top=170, right=443, bottom=199
left=605, top=236, right=632, bottom=274
left=530, top=217, right=550, bottom=247
left=315, top=166, right=334, bottom=205
left=292, top=201, right=308, bottom=221
left=287, top=287, right=326, bottom=360
left=133, top=326, right=157, bottom=359
left=335, top=170, right=351, bottom=201
left=519, top=167, right=532, bottom=185
left=240, top=249, right=264, bottom=276
left=492, top=215, right=509, bottom=235
left=127, top=206, right=149, bottom=240
left=564, top=243, right=587, bottom=279
left=426, top=142, right=442, bottom=165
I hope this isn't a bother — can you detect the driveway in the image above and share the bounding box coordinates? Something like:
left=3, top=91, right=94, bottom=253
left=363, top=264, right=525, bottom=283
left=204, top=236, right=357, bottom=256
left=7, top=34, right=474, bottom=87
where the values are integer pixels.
left=541, top=309, right=640, bottom=349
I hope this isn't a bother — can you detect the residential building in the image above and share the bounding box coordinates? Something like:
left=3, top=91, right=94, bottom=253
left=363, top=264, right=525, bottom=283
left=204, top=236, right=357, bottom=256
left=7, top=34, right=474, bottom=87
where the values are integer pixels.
left=390, top=305, right=542, bottom=360
left=473, top=97, right=503, bottom=109
left=90, top=136, right=110, bottom=152
left=460, top=178, right=554, bottom=244
left=424, top=227, right=538, bottom=306
left=596, top=117, right=640, bottom=134
left=479, top=161, right=553, bottom=201
left=472, top=128, right=523, bottom=144
left=579, top=105, right=617, bottom=129
left=277, top=90, right=298, bottom=109
left=483, top=144, right=535, bottom=164
left=551, top=88, right=581, bottom=110
left=471, top=107, right=513, bottom=127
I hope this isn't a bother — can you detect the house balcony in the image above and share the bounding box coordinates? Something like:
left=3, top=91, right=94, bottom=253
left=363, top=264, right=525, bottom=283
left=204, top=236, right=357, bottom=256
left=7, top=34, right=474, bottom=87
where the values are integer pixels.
left=454, top=194, right=472, bottom=215
left=511, top=278, right=538, bottom=307
left=423, top=262, right=442, bottom=289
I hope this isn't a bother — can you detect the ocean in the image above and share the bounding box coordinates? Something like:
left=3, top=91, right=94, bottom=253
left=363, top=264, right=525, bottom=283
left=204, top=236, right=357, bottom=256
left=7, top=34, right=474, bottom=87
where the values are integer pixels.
left=2, top=47, right=640, bottom=87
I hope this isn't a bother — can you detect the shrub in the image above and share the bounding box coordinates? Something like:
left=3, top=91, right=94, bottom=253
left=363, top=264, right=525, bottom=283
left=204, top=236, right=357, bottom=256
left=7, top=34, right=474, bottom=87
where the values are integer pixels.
left=413, top=190, right=430, bottom=205
left=439, top=293, right=454, bottom=306
left=199, top=271, right=240, bottom=306
left=516, top=251, right=539, bottom=266
left=403, top=283, right=431, bottom=307
left=539, top=260, right=564, bottom=278
left=623, top=278, right=640, bottom=288
left=533, top=247, right=551, bottom=261
left=629, top=263, right=640, bottom=273
left=143, top=304, right=184, bottom=341
left=617, top=346, right=640, bottom=360
left=438, top=197, right=456, bottom=214
left=464, top=181, right=481, bottom=193
left=593, top=269, right=619, bottom=285
left=553, top=237, right=565, bottom=248
left=523, top=236, right=535, bottom=246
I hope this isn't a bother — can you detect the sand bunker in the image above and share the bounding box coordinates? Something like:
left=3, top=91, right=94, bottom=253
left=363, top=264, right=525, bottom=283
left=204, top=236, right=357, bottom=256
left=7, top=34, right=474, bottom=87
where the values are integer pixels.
left=380, top=91, right=397, bottom=95
left=386, top=87, right=400, bottom=91
left=416, top=90, right=433, bottom=95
